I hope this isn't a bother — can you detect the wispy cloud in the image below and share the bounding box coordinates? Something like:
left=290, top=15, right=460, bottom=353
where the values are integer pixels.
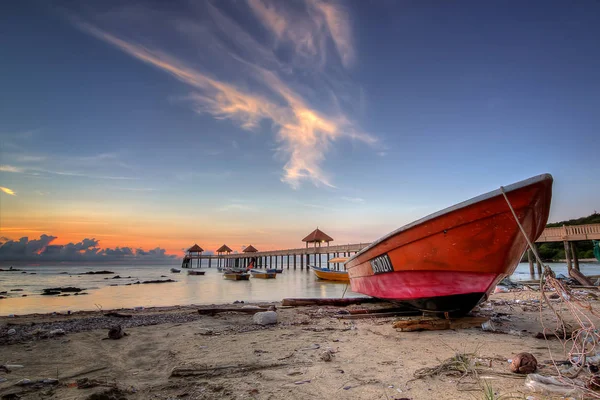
left=0, top=165, right=24, bottom=173
left=0, top=187, right=16, bottom=196
left=217, top=203, right=258, bottom=212
left=71, top=1, right=376, bottom=189
left=341, top=196, right=364, bottom=203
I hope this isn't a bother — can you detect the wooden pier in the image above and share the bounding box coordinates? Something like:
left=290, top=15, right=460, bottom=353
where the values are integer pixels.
left=182, top=224, right=600, bottom=273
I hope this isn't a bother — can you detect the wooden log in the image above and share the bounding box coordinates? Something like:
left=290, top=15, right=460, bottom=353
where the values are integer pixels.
left=392, top=316, right=489, bottom=332
left=281, top=297, right=383, bottom=307
left=569, top=268, right=594, bottom=287
left=337, top=311, right=420, bottom=320
left=197, top=307, right=271, bottom=316
left=171, top=362, right=295, bottom=378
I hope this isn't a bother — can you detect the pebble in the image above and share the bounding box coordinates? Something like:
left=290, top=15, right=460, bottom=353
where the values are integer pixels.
left=7, top=329, right=16, bottom=335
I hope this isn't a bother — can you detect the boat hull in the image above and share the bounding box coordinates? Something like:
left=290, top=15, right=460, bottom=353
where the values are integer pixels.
left=346, top=174, right=553, bottom=314
left=224, top=273, right=250, bottom=281
left=311, top=266, right=350, bottom=282
left=187, top=270, right=205, bottom=275
left=252, top=272, right=277, bottom=279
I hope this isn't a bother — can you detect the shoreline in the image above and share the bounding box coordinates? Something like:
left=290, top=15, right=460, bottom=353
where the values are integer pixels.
left=1, top=290, right=594, bottom=399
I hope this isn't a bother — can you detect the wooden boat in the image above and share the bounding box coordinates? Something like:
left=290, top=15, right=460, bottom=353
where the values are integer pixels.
left=266, top=268, right=283, bottom=274
left=311, top=266, right=350, bottom=282
left=170, top=268, right=181, bottom=273
left=345, top=174, right=553, bottom=315
left=187, top=270, right=205, bottom=276
left=251, top=271, right=277, bottom=279
left=223, top=272, right=250, bottom=281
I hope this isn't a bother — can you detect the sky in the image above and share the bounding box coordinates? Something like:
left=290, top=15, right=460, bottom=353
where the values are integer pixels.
left=1, top=0, right=599, bottom=262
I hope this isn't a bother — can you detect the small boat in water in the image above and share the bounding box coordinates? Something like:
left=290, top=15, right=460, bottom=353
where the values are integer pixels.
left=310, top=266, right=349, bottom=282
left=188, top=270, right=206, bottom=276
left=345, top=174, right=553, bottom=315
left=170, top=268, right=181, bottom=273
left=224, top=272, right=250, bottom=281
left=266, top=268, right=283, bottom=274
left=251, top=270, right=277, bottom=279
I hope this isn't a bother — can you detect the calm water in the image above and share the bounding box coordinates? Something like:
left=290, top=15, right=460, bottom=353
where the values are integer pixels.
left=1, top=261, right=599, bottom=316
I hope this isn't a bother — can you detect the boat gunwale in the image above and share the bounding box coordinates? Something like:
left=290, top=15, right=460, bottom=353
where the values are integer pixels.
left=347, top=173, right=553, bottom=263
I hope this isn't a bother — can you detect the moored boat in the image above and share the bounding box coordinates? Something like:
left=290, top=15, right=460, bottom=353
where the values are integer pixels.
left=310, top=266, right=350, bottom=282
left=266, top=268, right=283, bottom=273
left=224, top=272, right=250, bottom=281
left=170, top=268, right=181, bottom=273
left=251, top=271, right=277, bottom=279
left=345, top=174, right=553, bottom=315
left=187, top=270, right=205, bottom=276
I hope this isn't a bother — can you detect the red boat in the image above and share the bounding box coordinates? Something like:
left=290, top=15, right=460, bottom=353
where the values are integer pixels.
left=345, top=174, right=553, bottom=314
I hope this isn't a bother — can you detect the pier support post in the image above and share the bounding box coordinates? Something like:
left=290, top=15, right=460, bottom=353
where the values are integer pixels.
left=300, top=254, right=304, bottom=270
left=564, top=241, right=572, bottom=274
left=287, top=254, right=290, bottom=269
left=270, top=256, right=272, bottom=269
left=208, top=257, right=211, bottom=269
left=294, top=254, right=297, bottom=269
left=570, top=242, right=580, bottom=272
left=527, top=249, right=534, bottom=275
left=534, top=244, right=542, bottom=274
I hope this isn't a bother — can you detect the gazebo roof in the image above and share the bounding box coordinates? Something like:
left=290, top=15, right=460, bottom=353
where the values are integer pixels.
left=187, top=244, right=204, bottom=253
left=216, top=244, right=233, bottom=253
left=302, top=228, right=334, bottom=243
left=243, top=245, right=258, bottom=253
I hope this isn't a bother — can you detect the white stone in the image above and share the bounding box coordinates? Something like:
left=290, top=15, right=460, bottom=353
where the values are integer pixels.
left=252, top=311, right=277, bottom=325
left=48, top=328, right=65, bottom=336
left=7, top=328, right=16, bottom=335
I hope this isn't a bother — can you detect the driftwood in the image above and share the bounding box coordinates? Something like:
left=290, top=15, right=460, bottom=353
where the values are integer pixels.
left=337, top=311, right=420, bottom=320
left=569, top=269, right=595, bottom=287
left=171, top=362, right=301, bottom=378
left=197, top=307, right=270, bottom=316
left=392, top=316, right=489, bottom=332
left=281, top=297, right=383, bottom=307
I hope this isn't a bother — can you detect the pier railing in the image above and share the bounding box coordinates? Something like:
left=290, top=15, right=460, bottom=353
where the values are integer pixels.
left=536, top=224, right=600, bottom=242
left=220, top=243, right=370, bottom=258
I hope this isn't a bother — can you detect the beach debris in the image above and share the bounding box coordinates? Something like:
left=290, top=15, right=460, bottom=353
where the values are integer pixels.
left=0, top=377, right=6, bottom=383
left=412, top=351, right=480, bottom=381
left=197, top=307, right=270, bottom=316
left=107, top=325, right=127, bottom=340
left=524, top=373, right=584, bottom=396
left=15, top=378, right=59, bottom=386
left=233, top=300, right=245, bottom=304
left=320, top=349, right=334, bottom=362
left=171, top=362, right=294, bottom=378
left=75, top=377, right=113, bottom=389
left=480, top=321, right=496, bottom=332
left=252, top=311, right=278, bottom=326
left=48, top=328, right=65, bottom=337
left=393, top=316, right=489, bottom=332
left=510, top=353, right=537, bottom=374
left=7, top=329, right=16, bottom=336
left=587, top=374, right=600, bottom=391
left=494, top=286, right=510, bottom=293
left=281, top=297, right=382, bottom=307
left=294, top=379, right=311, bottom=385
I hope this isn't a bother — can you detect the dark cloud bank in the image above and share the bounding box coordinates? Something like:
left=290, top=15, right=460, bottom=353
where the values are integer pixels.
left=0, top=235, right=176, bottom=264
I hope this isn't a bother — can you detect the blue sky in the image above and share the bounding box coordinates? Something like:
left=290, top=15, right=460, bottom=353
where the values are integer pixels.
left=1, top=0, right=599, bottom=257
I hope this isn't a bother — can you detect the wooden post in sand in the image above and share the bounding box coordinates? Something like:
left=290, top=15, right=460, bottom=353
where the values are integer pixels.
left=534, top=244, right=542, bottom=274
left=527, top=249, right=534, bottom=275
left=563, top=240, right=572, bottom=274
left=570, top=242, right=580, bottom=272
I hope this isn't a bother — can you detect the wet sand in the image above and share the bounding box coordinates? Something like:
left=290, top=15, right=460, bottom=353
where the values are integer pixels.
left=0, top=291, right=595, bottom=399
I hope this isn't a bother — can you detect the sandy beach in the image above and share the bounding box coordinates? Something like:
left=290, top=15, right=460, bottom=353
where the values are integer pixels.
left=2, top=288, right=598, bottom=400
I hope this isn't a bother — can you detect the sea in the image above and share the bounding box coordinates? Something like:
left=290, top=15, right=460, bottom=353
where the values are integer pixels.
left=1, top=261, right=599, bottom=316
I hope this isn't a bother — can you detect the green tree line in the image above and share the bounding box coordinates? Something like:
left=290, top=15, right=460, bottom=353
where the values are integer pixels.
left=523, top=212, right=600, bottom=261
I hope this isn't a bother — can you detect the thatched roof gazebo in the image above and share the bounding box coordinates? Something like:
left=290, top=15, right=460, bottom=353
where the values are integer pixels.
left=187, top=244, right=204, bottom=256
left=302, top=228, right=333, bottom=248
left=243, top=245, right=258, bottom=253
left=216, top=244, right=232, bottom=254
